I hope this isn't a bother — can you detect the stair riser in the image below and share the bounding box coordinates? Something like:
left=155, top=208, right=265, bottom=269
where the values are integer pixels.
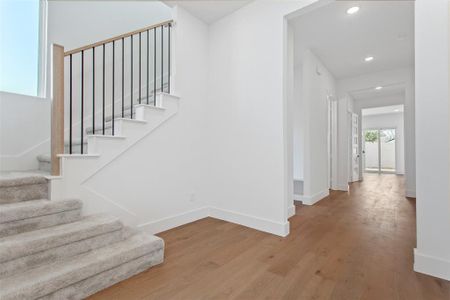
left=41, top=250, right=163, bottom=300
left=0, top=228, right=128, bottom=279
left=0, top=183, right=48, bottom=204
left=0, top=209, right=81, bottom=238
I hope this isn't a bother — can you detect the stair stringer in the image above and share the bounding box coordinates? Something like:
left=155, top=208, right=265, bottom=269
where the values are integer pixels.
left=50, top=93, right=180, bottom=227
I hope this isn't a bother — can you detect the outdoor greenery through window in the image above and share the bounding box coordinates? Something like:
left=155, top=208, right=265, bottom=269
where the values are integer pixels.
left=0, top=0, right=41, bottom=96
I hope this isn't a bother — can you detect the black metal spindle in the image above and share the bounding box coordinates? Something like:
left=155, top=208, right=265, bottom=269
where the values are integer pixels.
left=161, top=25, right=164, bottom=93
left=92, top=47, right=95, bottom=134
left=139, top=32, right=141, bottom=104
left=131, top=35, right=133, bottom=118
left=146, top=30, right=149, bottom=104
left=122, top=38, right=124, bottom=118
left=81, top=50, right=85, bottom=154
left=112, top=41, right=115, bottom=136
left=69, top=54, right=73, bottom=154
left=102, top=44, right=105, bottom=135
left=153, top=28, right=156, bottom=106
left=168, top=23, right=171, bottom=93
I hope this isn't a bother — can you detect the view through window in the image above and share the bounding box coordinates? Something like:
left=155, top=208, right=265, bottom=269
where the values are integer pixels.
left=0, top=0, right=41, bottom=96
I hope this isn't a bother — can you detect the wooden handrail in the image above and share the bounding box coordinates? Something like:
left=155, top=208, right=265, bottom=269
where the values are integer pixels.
left=64, top=19, right=173, bottom=56
left=51, top=44, right=65, bottom=176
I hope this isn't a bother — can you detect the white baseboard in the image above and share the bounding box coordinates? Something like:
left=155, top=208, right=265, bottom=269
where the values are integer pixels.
left=293, top=194, right=303, bottom=201
left=288, top=205, right=296, bottom=218
left=414, top=249, right=450, bottom=281
left=209, top=207, right=289, bottom=237
left=138, top=207, right=209, bottom=235
left=300, top=189, right=330, bottom=206
left=406, top=189, right=416, bottom=198
left=332, top=184, right=349, bottom=192
left=138, top=206, right=290, bottom=238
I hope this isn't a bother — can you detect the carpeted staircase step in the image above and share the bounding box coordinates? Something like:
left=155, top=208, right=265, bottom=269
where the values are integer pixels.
left=0, top=214, right=122, bottom=264
left=0, top=232, right=164, bottom=300
left=0, top=199, right=82, bottom=238
left=0, top=176, right=48, bottom=204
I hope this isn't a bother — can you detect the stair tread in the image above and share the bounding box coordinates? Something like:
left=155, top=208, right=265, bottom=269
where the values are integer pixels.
left=0, top=232, right=163, bottom=300
left=0, top=199, right=82, bottom=223
left=0, top=214, right=122, bottom=263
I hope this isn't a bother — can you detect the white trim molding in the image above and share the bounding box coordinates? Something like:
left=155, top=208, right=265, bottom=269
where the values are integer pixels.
left=405, top=189, right=416, bottom=198
left=414, top=249, right=450, bottom=281
left=138, top=207, right=210, bottom=235
left=288, top=205, right=296, bottom=218
left=293, top=194, right=303, bottom=201
left=333, top=184, right=349, bottom=192
left=299, top=189, right=330, bottom=206
left=209, top=207, right=290, bottom=237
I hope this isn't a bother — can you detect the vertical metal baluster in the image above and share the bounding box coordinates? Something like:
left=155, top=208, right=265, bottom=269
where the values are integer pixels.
left=112, top=41, right=115, bottom=136
left=153, top=28, right=156, bottom=106
left=92, top=47, right=95, bottom=135
left=69, top=54, right=73, bottom=154
left=131, top=35, right=133, bottom=118
left=139, top=32, right=141, bottom=104
left=122, top=38, right=124, bottom=118
left=161, top=25, right=164, bottom=93
left=102, top=44, right=105, bottom=135
left=147, top=30, right=149, bottom=104
left=168, top=23, right=171, bottom=93
left=81, top=50, right=84, bottom=154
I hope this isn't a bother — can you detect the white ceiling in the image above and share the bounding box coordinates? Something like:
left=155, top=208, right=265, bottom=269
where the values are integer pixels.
left=291, top=1, right=414, bottom=79
left=362, top=105, right=404, bottom=116
left=164, top=0, right=251, bottom=24
left=349, top=82, right=405, bottom=101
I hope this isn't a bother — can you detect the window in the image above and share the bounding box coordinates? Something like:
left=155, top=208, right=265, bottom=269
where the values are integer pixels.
left=0, top=0, right=44, bottom=97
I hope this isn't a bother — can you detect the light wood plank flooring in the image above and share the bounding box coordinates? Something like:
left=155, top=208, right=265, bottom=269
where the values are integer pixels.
left=89, top=174, right=450, bottom=300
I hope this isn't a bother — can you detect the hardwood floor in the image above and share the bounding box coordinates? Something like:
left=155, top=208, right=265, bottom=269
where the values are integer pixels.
left=89, top=174, right=450, bottom=300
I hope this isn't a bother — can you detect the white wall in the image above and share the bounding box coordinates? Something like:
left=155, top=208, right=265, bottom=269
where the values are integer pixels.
left=205, top=0, right=319, bottom=236
left=338, top=68, right=415, bottom=196
left=293, top=65, right=304, bottom=180
left=293, top=49, right=336, bottom=203
left=414, top=0, right=450, bottom=280
left=362, top=112, right=405, bottom=174
left=53, top=5, right=211, bottom=235
left=0, top=92, right=51, bottom=171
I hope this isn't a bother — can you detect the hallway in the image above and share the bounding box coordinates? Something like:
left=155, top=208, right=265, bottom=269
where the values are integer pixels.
left=89, top=174, right=450, bottom=300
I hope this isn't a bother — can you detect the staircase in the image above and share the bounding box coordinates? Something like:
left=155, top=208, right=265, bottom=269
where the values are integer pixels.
left=0, top=175, right=164, bottom=300
left=0, top=21, right=176, bottom=299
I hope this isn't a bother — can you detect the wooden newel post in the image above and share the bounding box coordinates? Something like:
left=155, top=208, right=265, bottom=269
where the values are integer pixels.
left=51, top=44, right=64, bottom=176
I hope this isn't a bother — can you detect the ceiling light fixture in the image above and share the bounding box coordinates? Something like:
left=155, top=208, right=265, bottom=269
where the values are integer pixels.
left=365, top=56, right=374, bottom=62
left=394, top=109, right=400, bottom=112
left=347, top=6, right=360, bottom=15
left=375, top=86, right=383, bottom=90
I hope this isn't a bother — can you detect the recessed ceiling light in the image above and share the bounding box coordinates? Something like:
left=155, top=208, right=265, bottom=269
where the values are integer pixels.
left=347, top=6, right=360, bottom=15
left=394, top=109, right=400, bottom=112
left=365, top=56, right=374, bottom=62
left=375, top=86, right=383, bottom=90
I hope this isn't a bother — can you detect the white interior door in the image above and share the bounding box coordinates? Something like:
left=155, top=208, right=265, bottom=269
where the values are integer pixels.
left=351, top=113, right=360, bottom=182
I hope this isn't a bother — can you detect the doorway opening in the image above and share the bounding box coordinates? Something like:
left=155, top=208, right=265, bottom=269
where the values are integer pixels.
left=361, top=105, right=405, bottom=176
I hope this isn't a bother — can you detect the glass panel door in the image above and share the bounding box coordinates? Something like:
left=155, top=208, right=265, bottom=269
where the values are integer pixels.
left=363, top=129, right=396, bottom=173
left=380, top=129, right=396, bottom=173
